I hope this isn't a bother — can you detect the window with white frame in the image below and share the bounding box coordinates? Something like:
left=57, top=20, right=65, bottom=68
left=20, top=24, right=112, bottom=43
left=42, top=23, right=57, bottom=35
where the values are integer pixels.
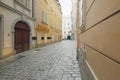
left=79, top=0, right=85, bottom=30
left=42, top=11, right=48, bottom=24
left=80, top=0, right=83, bottom=27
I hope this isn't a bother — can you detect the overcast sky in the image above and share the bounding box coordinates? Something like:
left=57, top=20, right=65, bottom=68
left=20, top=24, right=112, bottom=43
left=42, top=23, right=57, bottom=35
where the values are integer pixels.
left=59, top=0, right=72, bottom=17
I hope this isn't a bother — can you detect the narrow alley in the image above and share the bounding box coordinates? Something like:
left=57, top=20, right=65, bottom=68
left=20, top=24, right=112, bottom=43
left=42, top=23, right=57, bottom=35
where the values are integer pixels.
left=0, top=41, right=81, bottom=80
left=0, top=0, right=119, bottom=80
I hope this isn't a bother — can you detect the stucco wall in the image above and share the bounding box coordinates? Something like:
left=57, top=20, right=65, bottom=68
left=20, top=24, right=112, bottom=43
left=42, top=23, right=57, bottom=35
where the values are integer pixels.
left=0, top=1, right=34, bottom=58
left=77, top=0, right=120, bottom=80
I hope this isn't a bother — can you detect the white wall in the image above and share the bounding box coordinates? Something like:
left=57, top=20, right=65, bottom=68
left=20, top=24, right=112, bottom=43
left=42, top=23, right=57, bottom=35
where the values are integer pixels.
left=62, top=17, right=72, bottom=39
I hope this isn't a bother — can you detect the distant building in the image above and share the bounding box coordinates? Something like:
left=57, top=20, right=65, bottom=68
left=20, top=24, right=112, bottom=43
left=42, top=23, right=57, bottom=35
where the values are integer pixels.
left=0, top=0, right=35, bottom=59
left=62, top=17, right=72, bottom=39
left=71, top=0, right=78, bottom=40
left=34, top=0, right=62, bottom=47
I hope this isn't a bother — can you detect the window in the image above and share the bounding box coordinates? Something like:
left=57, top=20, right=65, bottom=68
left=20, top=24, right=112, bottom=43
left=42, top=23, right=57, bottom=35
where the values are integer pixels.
left=47, top=37, right=51, bottom=39
left=79, top=0, right=86, bottom=30
left=50, top=17, right=53, bottom=27
left=80, top=0, right=83, bottom=27
left=41, top=37, right=44, bottom=40
left=45, top=13, right=48, bottom=23
left=64, top=31, right=66, bottom=34
left=27, top=0, right=30, bottom=8
left=14, top=0, right=30, bottom=10
left=68, top=27, right=70, bottom=29
left=42, top=11, right=48, bottom=24
left=51, top=4, right=54, bottom=12
left=42, top=11, right=44, bottom=22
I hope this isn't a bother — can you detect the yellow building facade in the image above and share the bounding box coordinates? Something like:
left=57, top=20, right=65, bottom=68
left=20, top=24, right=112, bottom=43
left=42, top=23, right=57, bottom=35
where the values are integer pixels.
left=34, top=0, right=62, bottom=47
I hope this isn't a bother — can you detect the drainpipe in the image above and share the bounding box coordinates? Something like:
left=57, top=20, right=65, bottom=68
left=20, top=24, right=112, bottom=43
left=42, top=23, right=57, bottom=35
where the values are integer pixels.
left=32, top=0, right=34, bottom=18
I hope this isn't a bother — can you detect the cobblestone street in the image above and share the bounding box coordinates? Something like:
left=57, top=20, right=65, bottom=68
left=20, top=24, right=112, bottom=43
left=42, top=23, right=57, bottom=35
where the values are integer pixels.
left=0, top=41, right=81, bottom=80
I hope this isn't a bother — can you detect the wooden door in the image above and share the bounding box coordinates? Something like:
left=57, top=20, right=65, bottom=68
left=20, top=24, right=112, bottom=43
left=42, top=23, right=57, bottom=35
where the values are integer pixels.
left=14, top=21, right=30, bottom=53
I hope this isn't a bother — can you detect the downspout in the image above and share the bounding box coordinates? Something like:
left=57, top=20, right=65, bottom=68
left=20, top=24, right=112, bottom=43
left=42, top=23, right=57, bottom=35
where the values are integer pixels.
left=32, top=0, right=34, bottom=18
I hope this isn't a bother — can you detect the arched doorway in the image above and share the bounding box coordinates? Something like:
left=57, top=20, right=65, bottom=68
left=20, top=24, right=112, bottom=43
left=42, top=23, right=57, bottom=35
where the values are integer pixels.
left=14, top=21, right=30, bottom=53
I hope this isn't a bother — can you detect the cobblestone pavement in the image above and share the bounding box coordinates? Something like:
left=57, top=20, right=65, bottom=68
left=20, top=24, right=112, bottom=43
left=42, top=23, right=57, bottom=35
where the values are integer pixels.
left=0, top=41, right=81, bottom=80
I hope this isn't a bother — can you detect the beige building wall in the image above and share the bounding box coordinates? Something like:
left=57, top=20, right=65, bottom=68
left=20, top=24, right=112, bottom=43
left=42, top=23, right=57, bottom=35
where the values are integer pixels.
left=34, top=0, right=62, bottom=47
left=77, top=0, right=120, bottom=80
left=0, top=0, right=35, bottom=59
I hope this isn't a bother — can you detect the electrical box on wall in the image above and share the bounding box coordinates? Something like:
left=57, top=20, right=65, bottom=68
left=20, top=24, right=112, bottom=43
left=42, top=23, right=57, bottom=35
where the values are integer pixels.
left=32, top=36, right=37, bottom=40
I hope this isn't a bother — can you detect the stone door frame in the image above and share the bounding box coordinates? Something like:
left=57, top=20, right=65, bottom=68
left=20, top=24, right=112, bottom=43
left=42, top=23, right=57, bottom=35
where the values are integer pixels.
left=11, top=18, right=32, bottom=53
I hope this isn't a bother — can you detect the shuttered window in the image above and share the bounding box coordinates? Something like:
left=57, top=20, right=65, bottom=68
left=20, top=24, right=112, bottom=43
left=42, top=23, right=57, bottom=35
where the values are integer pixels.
left=42, top=11, right=48, bottom=24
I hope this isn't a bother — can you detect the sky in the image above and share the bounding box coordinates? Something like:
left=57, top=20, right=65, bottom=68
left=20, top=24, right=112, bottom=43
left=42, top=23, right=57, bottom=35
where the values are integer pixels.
left=59, top=0, right=72, bottom=17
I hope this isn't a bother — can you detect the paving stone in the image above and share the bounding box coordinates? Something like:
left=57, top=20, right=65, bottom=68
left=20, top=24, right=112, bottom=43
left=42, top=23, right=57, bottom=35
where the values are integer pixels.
left=72, top=73, right=81, bottom=77
left=62, top=77, right=68, bottom=80
left=75, top=77, right=82, bottom=80
left=0, top=41, right=81, bottom=80
left=68, top=77, right=75, bottom=80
